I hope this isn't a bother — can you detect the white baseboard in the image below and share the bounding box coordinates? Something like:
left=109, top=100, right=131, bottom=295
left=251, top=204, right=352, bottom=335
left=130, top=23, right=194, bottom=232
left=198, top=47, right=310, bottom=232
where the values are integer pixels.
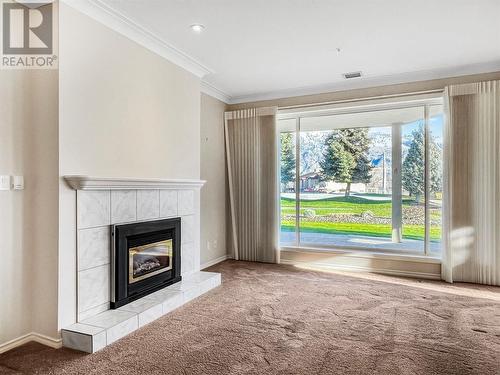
left=0, top=332, right=62, bottom=354
left=279, top=259, right=441, bottom=280
left=200, top=254, right=231, bottom=270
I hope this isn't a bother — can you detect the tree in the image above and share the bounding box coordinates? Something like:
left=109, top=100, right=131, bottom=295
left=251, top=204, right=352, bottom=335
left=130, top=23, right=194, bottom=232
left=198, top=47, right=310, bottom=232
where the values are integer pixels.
left=402, top=125, right=442, bottom=202
left=280, top=132, right=296, bottom=187
left=320, top=128, right=372, bottom=197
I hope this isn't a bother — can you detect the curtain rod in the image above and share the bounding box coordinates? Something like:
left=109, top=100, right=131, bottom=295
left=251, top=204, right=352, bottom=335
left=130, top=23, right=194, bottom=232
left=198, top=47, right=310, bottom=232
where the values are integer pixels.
left=277, top=89, right=444, bottom=111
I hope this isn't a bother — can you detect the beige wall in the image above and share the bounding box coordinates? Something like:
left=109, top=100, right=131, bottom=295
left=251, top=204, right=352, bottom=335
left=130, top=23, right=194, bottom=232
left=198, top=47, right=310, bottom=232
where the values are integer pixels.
left=59, top=4, right=200, bottom=179
left=0, top=70, right=59, bottom=347
left=228, top=71, right=500, bottom=110
left=200, top=94, right=227, bottom=266
left=57, top=4, right=203, bottom=329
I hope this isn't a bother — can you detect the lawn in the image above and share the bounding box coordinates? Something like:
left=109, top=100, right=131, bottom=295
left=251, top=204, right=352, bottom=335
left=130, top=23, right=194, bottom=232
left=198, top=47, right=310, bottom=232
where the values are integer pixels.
left=281, top=195, right=442, bottom=241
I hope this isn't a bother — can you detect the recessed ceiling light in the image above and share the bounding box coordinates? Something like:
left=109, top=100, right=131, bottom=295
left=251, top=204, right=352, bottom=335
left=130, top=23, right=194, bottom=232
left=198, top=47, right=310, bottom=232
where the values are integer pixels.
left=190, top=24, right=205, bottom=33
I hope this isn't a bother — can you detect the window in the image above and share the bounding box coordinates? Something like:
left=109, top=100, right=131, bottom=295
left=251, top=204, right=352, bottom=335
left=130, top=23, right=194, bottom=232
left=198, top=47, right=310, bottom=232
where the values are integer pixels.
left=278, top=99, right=443, bottom=256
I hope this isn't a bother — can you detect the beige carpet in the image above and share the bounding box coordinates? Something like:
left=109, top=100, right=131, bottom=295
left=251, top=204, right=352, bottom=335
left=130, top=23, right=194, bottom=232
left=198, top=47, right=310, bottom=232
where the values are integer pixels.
left=1, top=260, right=499, bottom=375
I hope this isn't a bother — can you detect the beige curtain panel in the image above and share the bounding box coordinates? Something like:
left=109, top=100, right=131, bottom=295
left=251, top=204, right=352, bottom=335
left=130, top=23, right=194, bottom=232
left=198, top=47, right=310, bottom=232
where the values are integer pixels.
left=225, top=107, right=279, bottom=263
left=443, top=80, right=500, bottom=285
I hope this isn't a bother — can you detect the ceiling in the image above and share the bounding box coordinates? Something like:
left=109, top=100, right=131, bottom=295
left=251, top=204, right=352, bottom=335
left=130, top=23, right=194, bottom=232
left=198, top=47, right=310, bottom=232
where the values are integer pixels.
left=94, top=0, right=500, bottom=103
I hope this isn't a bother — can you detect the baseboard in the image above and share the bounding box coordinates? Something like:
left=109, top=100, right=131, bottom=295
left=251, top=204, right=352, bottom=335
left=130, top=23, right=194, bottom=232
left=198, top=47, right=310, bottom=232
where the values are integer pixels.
left=200, top=254, right=231, bottom=270
left=280, top=259, right=441, bottom=280
left=0, top=332, right=62, bottom=354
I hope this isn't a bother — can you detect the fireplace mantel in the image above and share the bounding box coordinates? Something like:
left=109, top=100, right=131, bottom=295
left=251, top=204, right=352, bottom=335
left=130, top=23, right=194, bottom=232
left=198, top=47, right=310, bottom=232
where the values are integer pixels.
left=64, top=175, right=206, bottom=190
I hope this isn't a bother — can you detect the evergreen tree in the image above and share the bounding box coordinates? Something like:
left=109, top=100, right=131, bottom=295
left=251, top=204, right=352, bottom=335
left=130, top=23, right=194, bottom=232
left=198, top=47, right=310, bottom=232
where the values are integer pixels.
left=280, top=133, right=296, bottom=187
left=402, top=125, right=442, bottom=202
left=320, top=128, right=372, bottom=197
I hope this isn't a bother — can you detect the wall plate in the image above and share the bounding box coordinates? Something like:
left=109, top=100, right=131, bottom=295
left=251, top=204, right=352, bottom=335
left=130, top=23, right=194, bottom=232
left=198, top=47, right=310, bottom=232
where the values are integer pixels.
left=0, top=175, right=11, bottom=190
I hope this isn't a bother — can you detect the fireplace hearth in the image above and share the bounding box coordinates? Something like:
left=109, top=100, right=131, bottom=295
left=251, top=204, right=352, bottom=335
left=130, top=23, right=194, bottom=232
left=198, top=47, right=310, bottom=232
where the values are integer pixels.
left=111, top=218, right=181, bottom=308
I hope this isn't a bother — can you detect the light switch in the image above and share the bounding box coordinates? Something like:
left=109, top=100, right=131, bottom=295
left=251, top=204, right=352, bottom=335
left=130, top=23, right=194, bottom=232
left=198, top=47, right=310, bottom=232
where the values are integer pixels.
left=0, top=175, right=11, bottom=190
left=13, top=176, right=24, bottom=190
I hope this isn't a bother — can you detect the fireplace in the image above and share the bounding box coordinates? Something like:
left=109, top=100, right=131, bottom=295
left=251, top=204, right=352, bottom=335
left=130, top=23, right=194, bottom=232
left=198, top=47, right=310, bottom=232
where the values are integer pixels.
left=111, top=218, right=181, bottom=308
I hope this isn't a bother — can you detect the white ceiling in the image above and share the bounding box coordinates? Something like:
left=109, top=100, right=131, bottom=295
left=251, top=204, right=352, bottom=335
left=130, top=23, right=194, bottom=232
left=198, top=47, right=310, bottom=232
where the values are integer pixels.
left=94, top=0, right=500, bottom=103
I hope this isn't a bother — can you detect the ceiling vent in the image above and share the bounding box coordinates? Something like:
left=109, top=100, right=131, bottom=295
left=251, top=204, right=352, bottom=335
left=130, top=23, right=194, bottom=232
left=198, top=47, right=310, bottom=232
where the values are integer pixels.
left=342, top=71, right=362, bottom=79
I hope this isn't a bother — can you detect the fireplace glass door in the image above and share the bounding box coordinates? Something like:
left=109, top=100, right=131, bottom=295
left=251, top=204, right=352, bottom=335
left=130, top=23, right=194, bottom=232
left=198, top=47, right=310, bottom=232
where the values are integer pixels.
left=129, top=239, right=173, bottom=284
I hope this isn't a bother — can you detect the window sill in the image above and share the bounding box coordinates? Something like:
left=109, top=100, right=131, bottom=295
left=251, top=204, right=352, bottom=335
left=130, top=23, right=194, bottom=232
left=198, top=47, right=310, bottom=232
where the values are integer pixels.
left=280, top=245, right=441, bottom=264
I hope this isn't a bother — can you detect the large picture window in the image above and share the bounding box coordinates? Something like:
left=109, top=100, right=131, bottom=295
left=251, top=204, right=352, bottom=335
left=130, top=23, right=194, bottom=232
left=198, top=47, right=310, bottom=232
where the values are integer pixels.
left=279, top=99, right=443, bottom=256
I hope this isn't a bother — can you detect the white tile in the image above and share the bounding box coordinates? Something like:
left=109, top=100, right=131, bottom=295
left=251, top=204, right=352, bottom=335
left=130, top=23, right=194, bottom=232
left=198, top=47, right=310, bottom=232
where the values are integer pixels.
left=168, top=272, right=221, bottom=302
left=161, top=292, right=184, bottom=313
left=82, top=309, right=136, bottom=329
left=138, top=305, right=163, bottom=327
left=62, top=323, right=106, bottom=353
left=146, top=287, right=182, bottom=302
left=185, top=271, right=221, bottom=284
left=62, top=330, right=93, bottom=353
left=119, top=298, right=163, bottom=326
left=106, top=316, right=138, bottom=344
left=146, top=288, right=184, bottom=314
left=181, top=243, right=195, bottom=275
left=82, top=309, right=139, bottom=345
left=93, top=331, right=107, bottom=352
left=64, top=323, right=106, bottom=336
left=183, top=286, right=202, bottom=302
left=166, top=278, right=198, bottom=293
left=78, top=227, right=110, bottom=271
left=137, top=190, right=160, bottom=220
left=181, top=215, right=194, bottom=244
left=160, top=190, right=178, bottom=217
left=67, top=271, right=221, bottom=352
left=111, top=190, right=137, bottom=224
left=178, top=190, right=194, bottom=215
left=78, top=302, right=109, bottom=322
left=78, top=265, right=109, bottom=313
left=77, top=190, right=110, bottom=229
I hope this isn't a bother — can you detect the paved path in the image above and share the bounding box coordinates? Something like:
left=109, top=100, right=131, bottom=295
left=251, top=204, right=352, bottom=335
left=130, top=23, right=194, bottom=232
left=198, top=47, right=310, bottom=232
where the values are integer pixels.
left=280, top=231, right=441, bottom=256
left=281, top=193, right=391, bottom=201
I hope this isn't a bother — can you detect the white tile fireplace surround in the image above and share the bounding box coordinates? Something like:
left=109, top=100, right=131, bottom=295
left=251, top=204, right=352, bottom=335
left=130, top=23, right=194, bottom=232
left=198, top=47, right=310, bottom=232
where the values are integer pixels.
left=61, top=176, right=221, bottom=353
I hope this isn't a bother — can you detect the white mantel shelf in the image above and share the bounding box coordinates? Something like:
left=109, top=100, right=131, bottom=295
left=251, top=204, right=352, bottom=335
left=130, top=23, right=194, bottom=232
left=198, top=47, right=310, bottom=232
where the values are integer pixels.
left=64, top=175, right=206, bottom=190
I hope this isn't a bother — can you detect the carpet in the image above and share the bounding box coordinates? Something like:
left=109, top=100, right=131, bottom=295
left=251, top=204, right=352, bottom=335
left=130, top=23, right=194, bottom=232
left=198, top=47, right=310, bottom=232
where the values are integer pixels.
left=1, top=260, right=499, bottom=374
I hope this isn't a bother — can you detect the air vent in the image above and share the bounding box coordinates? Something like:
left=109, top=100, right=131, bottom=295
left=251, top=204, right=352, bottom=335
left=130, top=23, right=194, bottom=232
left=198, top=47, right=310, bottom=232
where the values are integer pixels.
left=343, top=71, right=362, bottom=79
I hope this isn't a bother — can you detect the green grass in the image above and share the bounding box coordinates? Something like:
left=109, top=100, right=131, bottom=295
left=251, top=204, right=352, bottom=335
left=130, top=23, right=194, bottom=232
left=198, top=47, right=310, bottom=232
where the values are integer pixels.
left=281, top=221, right=441, bottom=241
left=281, top=196, right=398, bottom=216
left=280, top=195, right=442, bottom=241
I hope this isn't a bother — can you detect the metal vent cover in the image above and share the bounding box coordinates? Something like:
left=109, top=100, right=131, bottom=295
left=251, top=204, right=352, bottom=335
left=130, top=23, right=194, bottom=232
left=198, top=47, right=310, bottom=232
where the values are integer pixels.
left=343, top=71, right=362, bottom=79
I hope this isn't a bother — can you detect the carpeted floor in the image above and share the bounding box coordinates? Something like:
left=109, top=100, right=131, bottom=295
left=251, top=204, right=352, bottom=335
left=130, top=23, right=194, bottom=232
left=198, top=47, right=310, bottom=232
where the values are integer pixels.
left=1, top=260, right=499, bottom=374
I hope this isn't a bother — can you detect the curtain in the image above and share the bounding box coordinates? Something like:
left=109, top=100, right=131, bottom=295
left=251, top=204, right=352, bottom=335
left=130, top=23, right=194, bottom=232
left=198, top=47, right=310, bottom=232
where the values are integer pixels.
left=224, top=107, right=279, bottom=263
left=442, top=80, right=500, bottom=285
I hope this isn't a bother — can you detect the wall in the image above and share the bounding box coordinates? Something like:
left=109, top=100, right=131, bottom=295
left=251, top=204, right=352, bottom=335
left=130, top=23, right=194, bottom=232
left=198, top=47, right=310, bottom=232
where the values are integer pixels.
left=0, top=70, right=59, bottom=348
left=200, top=94, right=227, bottom=267
left=58, top=3, right=202, bottom=330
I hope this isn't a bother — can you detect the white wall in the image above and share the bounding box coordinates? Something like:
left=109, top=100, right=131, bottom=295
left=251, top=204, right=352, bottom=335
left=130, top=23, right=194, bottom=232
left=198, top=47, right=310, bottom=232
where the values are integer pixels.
left=200, top=94, right=227, bottom=266
left=0, top=70, right=59, bottom=347
left=58, top=3, right=202, bottom=329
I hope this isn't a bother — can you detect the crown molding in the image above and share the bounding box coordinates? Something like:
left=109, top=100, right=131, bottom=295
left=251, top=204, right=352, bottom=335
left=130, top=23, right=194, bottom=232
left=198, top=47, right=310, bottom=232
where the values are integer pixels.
left=61, top=0, right=213, bottom=78
left=228, top=60, right=500, bottom=104
left=64, top=176, right=206, bottom=190
left=200, top=81, right=231, bottom=104
left=59, top=1, right=500, bottom=105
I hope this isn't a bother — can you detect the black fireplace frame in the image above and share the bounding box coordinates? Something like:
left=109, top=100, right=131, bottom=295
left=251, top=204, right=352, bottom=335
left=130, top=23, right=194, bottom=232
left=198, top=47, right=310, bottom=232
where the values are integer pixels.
left=111, top=218, right=181, bottom=308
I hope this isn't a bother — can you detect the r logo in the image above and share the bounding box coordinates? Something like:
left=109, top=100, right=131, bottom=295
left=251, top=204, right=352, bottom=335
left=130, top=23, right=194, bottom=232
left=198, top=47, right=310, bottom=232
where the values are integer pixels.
left=2, top=2, right=53, bottom=55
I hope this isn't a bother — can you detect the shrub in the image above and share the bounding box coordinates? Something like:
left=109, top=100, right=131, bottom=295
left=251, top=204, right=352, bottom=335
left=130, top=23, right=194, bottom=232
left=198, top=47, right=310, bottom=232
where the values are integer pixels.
left=303, top=209, right=316, bottom=218
left=360, top=210, right=375, bottom=220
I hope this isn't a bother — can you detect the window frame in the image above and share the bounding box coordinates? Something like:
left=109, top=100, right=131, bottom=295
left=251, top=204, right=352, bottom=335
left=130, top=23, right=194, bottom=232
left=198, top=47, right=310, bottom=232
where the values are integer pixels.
left=277, top=94, right=444, bottom=257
